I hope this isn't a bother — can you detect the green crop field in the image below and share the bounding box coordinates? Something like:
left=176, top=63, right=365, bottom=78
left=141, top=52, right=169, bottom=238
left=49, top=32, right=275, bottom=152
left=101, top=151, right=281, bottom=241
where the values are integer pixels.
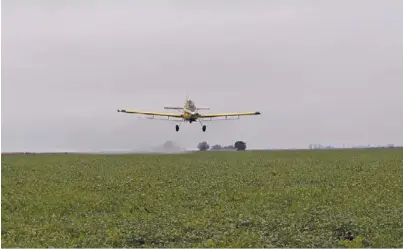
left=2, top=149, right=403, bottom=247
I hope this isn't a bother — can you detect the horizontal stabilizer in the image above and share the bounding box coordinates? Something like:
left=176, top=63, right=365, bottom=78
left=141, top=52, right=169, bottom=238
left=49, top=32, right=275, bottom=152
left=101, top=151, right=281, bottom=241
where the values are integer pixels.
left=197, top=107, right=210, bottom=110
left=164, top=107, right=184, bottom=110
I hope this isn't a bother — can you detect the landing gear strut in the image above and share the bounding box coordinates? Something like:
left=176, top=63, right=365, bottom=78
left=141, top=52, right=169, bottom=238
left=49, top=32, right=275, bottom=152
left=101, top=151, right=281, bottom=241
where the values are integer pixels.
left=175, top=120, right=206, bottom=132
left=198, top=119, right=207, bottom=132
left=175, top=119, right=184, bottom=132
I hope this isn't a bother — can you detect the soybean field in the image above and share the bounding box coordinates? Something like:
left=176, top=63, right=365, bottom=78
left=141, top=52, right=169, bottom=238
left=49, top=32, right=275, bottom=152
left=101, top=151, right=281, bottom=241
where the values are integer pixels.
left=2, top=149, right=403, bottom=247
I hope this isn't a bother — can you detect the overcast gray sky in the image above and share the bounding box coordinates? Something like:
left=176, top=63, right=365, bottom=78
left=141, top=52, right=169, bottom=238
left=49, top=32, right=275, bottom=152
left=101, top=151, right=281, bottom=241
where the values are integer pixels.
left=2, top=0, right=403, bottom=152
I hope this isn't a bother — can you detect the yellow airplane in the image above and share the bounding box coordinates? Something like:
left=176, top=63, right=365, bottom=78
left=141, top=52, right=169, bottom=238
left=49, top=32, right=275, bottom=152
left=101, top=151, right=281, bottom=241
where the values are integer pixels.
left=117, top=97, right=261, bottom=132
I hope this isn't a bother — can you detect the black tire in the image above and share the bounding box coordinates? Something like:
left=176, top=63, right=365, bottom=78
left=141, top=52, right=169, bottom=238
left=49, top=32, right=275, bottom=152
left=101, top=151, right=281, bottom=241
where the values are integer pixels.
left=176, top=125, right=179, bottom=132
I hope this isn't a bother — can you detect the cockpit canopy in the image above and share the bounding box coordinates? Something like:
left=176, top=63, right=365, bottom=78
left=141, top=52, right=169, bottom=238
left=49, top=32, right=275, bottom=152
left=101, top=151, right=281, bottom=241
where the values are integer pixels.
left=185, top=99, right=197, bottom=112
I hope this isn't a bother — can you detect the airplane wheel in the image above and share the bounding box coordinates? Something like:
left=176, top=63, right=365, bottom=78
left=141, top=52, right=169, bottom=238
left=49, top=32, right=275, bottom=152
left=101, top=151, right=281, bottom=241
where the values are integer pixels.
left=176, top=125, right=179, bottom=132
left=202, top=125, right=206, bottom=132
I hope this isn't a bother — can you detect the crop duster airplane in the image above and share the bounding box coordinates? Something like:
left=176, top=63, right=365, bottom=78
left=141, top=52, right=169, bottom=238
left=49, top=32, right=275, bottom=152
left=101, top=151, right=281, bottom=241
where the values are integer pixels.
left=117, top=97, right=261, bottom=132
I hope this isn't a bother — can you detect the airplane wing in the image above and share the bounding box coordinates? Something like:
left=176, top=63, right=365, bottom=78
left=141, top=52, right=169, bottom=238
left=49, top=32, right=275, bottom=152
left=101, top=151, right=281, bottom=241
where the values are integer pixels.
left=199, top=111, right=261, bottom=119
left=117, top=109, right=183, bottom=118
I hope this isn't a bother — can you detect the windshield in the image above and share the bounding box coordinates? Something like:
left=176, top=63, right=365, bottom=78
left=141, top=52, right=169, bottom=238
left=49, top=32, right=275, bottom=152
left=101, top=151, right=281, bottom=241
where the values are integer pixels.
left=186, top=100, right=196, bottom=112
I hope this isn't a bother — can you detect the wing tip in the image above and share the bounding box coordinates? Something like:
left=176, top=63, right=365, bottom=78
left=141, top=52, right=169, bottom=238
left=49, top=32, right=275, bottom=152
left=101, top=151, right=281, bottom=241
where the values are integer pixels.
left=117, top=109, right=126, bottom=113
left=255, top=111, right=261, bottom=115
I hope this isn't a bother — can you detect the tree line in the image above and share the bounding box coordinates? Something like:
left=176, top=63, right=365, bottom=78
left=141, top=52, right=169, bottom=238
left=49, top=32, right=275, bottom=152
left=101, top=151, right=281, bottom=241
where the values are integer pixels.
left=197, top=141, right=247, bottom=151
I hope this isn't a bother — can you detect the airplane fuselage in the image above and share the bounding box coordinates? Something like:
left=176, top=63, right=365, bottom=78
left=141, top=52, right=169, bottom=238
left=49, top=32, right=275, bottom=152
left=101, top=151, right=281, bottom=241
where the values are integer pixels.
left=183, top=108, right=198, bottom=122
left=182, top=99, right=200, bottom=123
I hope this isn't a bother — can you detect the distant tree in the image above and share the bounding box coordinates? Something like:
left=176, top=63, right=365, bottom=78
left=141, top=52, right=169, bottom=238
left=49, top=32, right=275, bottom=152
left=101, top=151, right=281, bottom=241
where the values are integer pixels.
left=163, top=141, right=175, bottom=150
left=197, top=141, right=210, bottom=151
left=234, top=141, right=247, bottom=151
left=210, top=144, right=222, bottom=150
left=223, top=145, right=235, bottom=150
